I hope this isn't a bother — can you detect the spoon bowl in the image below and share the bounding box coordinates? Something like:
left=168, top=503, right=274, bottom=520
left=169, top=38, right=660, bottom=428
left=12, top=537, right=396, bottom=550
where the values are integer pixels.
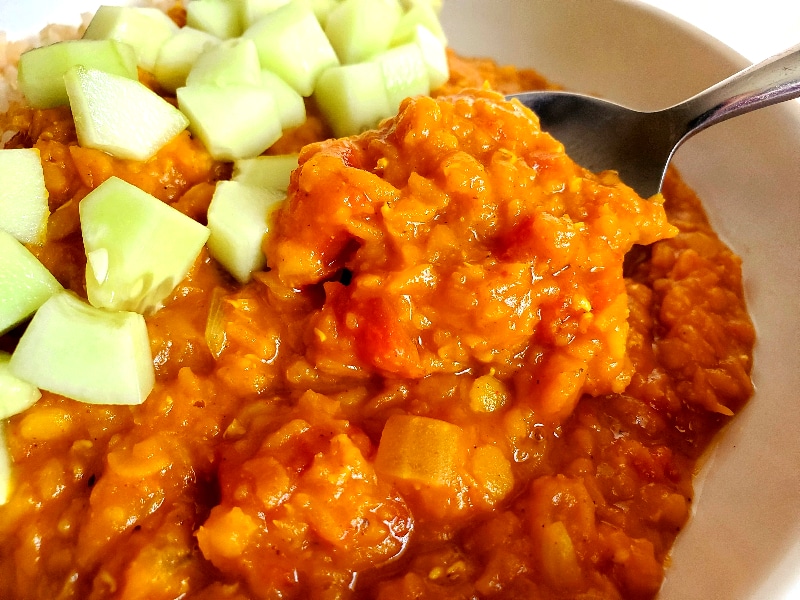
left=509, top=44, right=800, bottom=197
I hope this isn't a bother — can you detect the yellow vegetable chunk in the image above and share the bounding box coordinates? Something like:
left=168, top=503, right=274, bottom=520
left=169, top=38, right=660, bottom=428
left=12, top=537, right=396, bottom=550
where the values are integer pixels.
left=468, top=373, right=509, bottom=412
left=540, top=520, right=582, bottom=589
left=470, top=444, right=514, bottom=503
left=374, top=414, right=465, bottom=487
left=197, top=507, right=259, bottom=559
left=0, top=425, right=10, bottom=505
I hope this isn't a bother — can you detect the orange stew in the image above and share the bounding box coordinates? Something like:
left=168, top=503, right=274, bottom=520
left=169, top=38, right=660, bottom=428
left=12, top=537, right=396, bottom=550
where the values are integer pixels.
left=0, top=50, right=754, bottom=600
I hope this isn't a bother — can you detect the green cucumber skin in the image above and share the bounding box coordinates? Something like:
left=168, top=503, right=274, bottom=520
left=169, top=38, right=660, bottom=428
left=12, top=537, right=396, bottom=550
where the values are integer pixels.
left=18, top=40, right=138, bottom=109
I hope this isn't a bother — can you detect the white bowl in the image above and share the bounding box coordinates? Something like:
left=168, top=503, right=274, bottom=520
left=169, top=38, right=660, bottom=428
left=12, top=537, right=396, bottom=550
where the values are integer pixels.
left=441, top=1, right=800, bottom=599
left=3, top=1, right=799, bottom=598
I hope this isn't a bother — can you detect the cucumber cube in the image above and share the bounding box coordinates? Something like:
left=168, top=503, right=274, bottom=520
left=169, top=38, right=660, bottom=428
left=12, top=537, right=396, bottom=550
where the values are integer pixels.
left=260, top=70, right=306, bottom=129
left=0, top=352, right=41, bottom=420
left=186, top=0, right=243, bottom=39
left=177, top=84, right=282, bottom=160
left=0, top=425, right=9, bottom=505
left=314, top=61, right=391, bottom=137
left=80, top=176, right=210, bottom=314
left=371, top=42, right=429, bottom=112
left=0, top=230, right=62, bottom=335
left=186, top=38, right=261, bottom=87
left=400, top=0, right=442, bottom=13
left=391, top=3, right=446, bottom=45
left=238, top=0, right=292, bottom=28
left=232, top=154, right=298, bottom=191
left=207, top=180, right=285, bottom=282
left=325, top=0, right=401, bottom=64
left=17, top=39, right=137, bottom=109
left=411, top=24, right=449, bottom=89
left=82, top=6, right=179, bottom=72
left=65, top=65, right=189, bottom=161
left=308, top=0, right=342, bottom=25
left=0, top=148, right=49, bottom=245
left=9, top=291, right=154, bottom=406
left=154, top=27, right=220, bottom=93
left=243, top=1, right=339, bottom=96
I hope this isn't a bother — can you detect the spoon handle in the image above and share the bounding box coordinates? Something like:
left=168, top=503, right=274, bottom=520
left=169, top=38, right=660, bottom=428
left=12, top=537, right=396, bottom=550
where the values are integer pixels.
left=673, top=44, right=800, bottom=138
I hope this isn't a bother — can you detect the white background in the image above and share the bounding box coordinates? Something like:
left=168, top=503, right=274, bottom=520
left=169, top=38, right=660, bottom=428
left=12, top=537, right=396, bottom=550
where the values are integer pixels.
left=640, top=0, right=798, bottom=62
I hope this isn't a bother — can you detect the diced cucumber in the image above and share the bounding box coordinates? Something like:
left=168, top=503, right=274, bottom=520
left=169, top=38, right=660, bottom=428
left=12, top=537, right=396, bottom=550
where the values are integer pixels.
left=0, top=425, right=9, bottom=505
left=82, top=6, right=178, bottom=72
left=371, top=42, right=429, bottom=112
left=411, top=24, right=449, bottom=89
left=242, top=1, right=339, bottom=96
left=207, top=180, right=285, bottom=282
left=0, top=352, right=41, bottom=420
left=391, top=3, right=446, bottom=45
left=0, top=230, right=62, bottom=335
left=177, top=84, right=282, bottom=160
left=314, top=61, right=392, bottom=137
left=65, top=65, right=189, bottom=161
left=154, top=27, right=220, bottom=93
left=186, top=38, right=261, bottom=87
left=260, top=70, right=306, bottom=129
left=80, top=176, right=210, bottom=314
left=238, top=0, right=292, bottom=28
left=232, top=154, right=298, bottom=190
left=308, top=0, right=342, bottom=25
left=9, top=291, right=154, bottom=406
left=324, top=0, right=401, bottom=64
left=186, top=38, right=261, bottom=86
left=186, top=0, right=243, bottom=40
left=17, top=39, right=137, bottom=109
left=0, top=148, right=49, bottom=245
left=400, top=0, right=442, bottom=14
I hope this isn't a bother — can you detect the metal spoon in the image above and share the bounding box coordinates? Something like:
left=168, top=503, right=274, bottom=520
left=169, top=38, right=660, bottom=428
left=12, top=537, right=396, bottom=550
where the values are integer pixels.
left=509, top=44, right=800, bottom=197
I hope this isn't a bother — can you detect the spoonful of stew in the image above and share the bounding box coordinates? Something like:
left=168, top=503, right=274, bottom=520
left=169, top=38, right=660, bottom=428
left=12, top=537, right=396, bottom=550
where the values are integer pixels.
left=509, top=44, right=800, bottom=197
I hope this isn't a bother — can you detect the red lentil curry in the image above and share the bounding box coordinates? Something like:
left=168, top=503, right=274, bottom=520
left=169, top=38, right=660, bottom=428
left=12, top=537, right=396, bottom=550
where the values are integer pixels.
left=0, top=24, right=755, bottom=600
